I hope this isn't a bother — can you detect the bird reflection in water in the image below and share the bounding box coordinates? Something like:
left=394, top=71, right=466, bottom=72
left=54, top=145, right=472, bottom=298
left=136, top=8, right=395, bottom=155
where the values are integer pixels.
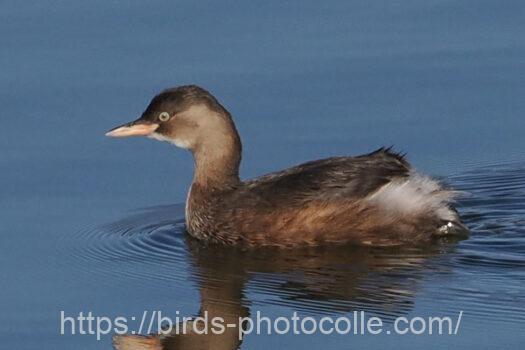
left=106, top=206, right=457, bottom=350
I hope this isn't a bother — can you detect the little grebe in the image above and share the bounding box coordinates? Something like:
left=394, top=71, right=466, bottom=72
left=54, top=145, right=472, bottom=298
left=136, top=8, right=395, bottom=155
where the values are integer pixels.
left=106, top=85, right=468, bottom=246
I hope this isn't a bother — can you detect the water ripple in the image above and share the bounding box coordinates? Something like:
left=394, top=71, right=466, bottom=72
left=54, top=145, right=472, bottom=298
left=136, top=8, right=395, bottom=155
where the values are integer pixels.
left=63, top=162, right=525, bottom=325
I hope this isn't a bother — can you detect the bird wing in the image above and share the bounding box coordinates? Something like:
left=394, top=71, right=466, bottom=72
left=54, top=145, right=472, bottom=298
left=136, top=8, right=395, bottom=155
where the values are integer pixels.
left=239, top=148, right=411, bottom=207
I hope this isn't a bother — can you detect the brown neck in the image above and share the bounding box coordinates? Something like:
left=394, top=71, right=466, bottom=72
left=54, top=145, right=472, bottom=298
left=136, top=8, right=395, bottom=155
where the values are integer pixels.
left=191, top=114, right=242, bottom=190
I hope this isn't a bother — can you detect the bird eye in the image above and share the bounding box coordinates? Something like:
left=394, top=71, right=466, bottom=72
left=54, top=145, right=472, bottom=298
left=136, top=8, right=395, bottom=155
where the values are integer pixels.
left=158, top=112, right=170, bottom=122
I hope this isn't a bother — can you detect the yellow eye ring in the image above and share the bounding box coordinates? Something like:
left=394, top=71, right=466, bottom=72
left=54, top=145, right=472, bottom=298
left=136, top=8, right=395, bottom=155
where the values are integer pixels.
left=159, top=112, right=170, bottom=122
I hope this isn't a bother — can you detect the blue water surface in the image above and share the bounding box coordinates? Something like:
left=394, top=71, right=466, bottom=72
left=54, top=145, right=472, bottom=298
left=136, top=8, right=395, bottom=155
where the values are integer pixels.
left=1, top=1, right=524, bottom=349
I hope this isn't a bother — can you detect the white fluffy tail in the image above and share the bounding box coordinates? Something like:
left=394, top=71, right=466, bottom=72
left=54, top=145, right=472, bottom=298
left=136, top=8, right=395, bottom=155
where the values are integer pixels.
left=366, top=172, right=464, bottom=230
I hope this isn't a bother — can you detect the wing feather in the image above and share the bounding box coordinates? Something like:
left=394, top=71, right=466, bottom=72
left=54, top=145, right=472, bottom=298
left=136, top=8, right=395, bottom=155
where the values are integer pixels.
left=238, top=148, right=411, bottom=207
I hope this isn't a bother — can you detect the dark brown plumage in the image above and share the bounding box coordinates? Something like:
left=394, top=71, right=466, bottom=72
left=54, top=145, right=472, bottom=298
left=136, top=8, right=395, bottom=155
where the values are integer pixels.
left=106, top=85, right=468, bottom=247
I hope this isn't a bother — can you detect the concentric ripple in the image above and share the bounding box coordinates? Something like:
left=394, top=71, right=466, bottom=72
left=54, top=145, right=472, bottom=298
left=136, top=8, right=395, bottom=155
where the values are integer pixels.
left=62, top=204, right=190, bottom=287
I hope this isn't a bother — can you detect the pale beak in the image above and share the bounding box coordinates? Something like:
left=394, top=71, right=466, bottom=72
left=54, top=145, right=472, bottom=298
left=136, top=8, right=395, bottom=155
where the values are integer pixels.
left=105, top=119, right=159, bottom=138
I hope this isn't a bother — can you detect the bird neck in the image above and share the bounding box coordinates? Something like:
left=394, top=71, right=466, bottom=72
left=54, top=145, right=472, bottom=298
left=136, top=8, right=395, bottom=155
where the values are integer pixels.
left=191, top=114, right=242, bottom=190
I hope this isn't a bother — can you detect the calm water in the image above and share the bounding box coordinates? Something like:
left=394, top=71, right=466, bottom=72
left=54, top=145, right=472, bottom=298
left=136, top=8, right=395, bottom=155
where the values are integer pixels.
left=1, top=1, right=524, bottom=349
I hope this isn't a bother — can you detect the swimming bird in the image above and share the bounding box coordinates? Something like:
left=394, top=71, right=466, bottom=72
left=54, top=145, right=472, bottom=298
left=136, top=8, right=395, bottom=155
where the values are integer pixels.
left=106, top=85, right=468, bottom=247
